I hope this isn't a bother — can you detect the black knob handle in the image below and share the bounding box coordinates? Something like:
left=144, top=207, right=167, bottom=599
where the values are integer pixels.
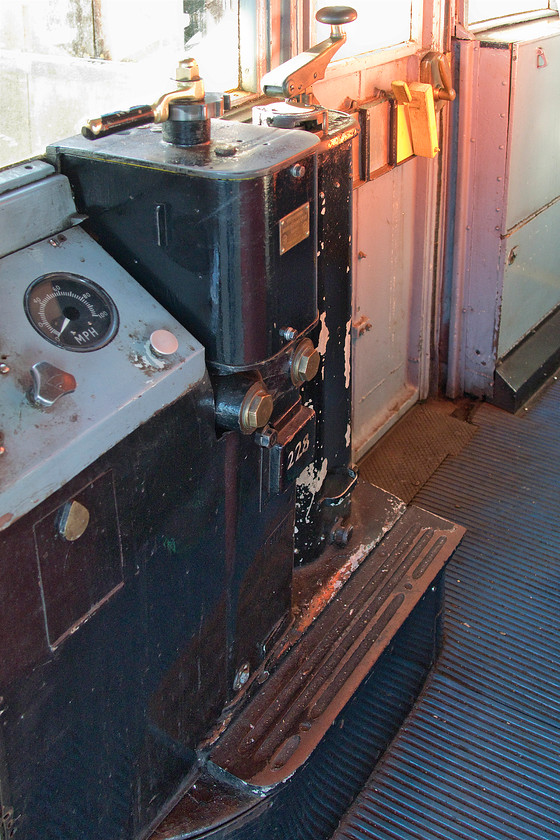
left=316, top=5, right=357, bottom=26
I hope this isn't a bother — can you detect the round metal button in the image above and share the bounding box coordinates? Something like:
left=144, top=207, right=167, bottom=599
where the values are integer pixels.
left=149, top=329, right=179, bottom=356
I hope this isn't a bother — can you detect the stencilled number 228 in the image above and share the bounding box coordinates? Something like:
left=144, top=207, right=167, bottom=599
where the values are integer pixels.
left=287, top=434, right=310, bottom=471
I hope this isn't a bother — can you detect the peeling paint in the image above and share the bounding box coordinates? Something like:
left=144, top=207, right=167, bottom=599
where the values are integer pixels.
left=317, top=312, right=329, bottom=356
left=296, top=457, right=328, bottom=522
left=293, top=505, right=406, bottom=636
left=344, top=317, right=352, bottom=388
left=0, top=512, right=14, bottom=530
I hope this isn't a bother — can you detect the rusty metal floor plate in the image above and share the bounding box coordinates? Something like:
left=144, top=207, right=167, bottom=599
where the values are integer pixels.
left=359, top=402, right=477, bottom=503
left=208, top=506, right=464, bottom=789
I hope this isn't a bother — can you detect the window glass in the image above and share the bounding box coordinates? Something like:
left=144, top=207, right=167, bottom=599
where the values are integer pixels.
left=0, top=0, right=238, bottom=168
left=183, top=0, right=238, bottom=91
left=313, top=0, right=418, bottom=60
left=467, top=0, right=551, bottom=24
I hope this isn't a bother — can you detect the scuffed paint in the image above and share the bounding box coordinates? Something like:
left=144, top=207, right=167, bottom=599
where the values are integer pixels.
left=294, top=552, right=362, bottom=634
left=345, top=421, right=351, bottom=448
left=0, top=512, right=14, bottom=530
left=318, top=312, right=329, bottom=380
left=293, top=499, right=407, bottom=636
left=317, top=311, right=329, bottom=355
left=344, top=317, right=352, bottom=388
left=296, top=457, right=328, bottom=522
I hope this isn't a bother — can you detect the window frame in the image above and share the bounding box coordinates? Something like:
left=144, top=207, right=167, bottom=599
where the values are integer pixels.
left=458, top=0, right=557, bottom=30
left=239, top=0, right=426, bottom=95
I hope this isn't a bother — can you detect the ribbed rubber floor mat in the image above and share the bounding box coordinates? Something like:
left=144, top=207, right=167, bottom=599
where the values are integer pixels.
left=359, top=402, right=476, bottom=503
left=333, top=376, right=560, bottom=840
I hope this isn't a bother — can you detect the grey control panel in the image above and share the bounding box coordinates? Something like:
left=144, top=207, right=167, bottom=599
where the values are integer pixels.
left=0, top=163, right=205, bottom=530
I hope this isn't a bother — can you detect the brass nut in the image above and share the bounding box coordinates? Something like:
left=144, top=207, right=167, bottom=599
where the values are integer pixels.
left=176, top=58, right=200, bottom=82
left=240, top=384, right=273, bottom=433
left=291, top=338, right=321, bottom=386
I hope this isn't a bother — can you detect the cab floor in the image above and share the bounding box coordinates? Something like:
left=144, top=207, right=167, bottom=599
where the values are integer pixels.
left=332, top=377, right=560, bottom=840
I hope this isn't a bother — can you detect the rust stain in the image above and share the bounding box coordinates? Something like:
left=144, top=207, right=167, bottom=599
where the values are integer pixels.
left=293, top=553, right=361, bottom=635
left=0, top=513, right=14, bottom=529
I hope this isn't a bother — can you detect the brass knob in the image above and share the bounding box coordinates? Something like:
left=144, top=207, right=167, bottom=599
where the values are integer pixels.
left=58, top=500, right=90, bottom=542
left=291, top=339, right=321, bottom=386
left=239, top=383, right=274, bottom=434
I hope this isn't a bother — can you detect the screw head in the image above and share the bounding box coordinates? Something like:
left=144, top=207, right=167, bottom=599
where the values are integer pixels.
left=280, top=326, right=298, bottom=342
left=331, top=522, right=354, bottom=547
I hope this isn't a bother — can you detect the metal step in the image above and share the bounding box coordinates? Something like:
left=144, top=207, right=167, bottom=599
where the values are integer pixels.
left=208, top=506, right=464, bottom=788
left=493, top=306, right=560, bottom=412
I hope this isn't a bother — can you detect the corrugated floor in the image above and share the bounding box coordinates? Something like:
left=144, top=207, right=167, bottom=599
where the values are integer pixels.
left=359, top=402, right=477, bottom=503
left=332, top=377, right=560, bottom=840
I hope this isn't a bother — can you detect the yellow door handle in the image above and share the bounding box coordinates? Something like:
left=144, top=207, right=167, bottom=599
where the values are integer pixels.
left=391, top=80, right=439, bottom=159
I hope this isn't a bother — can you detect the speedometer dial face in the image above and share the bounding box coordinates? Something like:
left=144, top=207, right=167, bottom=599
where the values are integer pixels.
left=24, top=272, right=119, bottom=352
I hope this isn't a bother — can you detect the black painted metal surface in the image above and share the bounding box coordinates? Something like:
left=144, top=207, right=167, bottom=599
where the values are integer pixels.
left=296, top=120, right=357, bottom=561
left=0, top=378, right=229, bottom=839
left=49, top=124, right=319, bottom=369
left=332, top=376, right=560, bottom=840
left=493, top=305, right=560, bottom=412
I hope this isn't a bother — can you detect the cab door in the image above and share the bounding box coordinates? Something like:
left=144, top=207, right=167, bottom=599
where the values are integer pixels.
left=309, top=0, right=454, bottom=461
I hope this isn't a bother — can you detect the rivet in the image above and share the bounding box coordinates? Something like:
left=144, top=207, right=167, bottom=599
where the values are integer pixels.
left=0, top=364, right=9, bottom=374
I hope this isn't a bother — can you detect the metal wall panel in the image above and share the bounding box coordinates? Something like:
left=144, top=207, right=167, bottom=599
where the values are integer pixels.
left=446, top=39, right=511, bottom=398
left=505, top=20, right=560, bottom=228
left=351, top=163, right=419, bottom=459
left=499, top=198, right=560, bottom=356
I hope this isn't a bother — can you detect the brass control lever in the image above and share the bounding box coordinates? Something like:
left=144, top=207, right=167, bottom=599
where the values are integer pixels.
left=420, top=52, right=456, bottom=105
left=82, top=59, right=222, bottom=144
left=261, top=5, right=357, bottom=104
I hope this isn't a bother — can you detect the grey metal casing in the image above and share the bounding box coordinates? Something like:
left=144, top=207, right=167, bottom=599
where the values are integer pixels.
left=0, top=172, right=205, bottom=530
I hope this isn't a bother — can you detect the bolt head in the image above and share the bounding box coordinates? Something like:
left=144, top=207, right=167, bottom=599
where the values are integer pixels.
left=332, top=522, right=354, bottom=547
left=240, top=383, right=273, bottom=433
left=280, top=326, right=298, bottom=342
left=291, top=339, right=320, bottom=386
left=247, top=391, right=273, bottom=429
left=176, top=58, right=200, bottom=82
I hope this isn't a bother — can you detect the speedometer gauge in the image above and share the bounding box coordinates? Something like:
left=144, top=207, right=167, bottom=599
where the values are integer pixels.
left=24, top=272, right=119, bottom=352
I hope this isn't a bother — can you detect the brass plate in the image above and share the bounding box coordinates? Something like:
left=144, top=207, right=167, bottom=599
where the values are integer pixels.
left=279, top=202, right=310, bottom=255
